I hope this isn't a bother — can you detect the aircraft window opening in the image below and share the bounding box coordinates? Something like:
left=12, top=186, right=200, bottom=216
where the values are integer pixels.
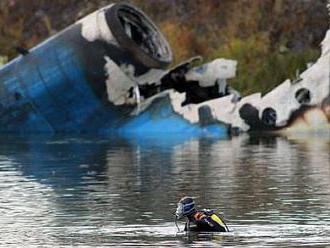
left=295, top=88, right=311, bottom=104
left=261, top=107, right=277, bottom=126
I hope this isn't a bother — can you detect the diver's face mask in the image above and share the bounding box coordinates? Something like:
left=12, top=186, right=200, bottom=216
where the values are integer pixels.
left=175, top=203, right=184, bottom=219
left=175, top=200, right=195, bottom=219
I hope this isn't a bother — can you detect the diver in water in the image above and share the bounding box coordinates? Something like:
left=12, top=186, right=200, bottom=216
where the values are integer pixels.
left=175, top=196, right=229, bottom=232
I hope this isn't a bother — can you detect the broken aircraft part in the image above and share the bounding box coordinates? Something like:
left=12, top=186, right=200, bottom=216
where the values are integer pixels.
left=0, top=3, right=329, bottom=136
left=0, top=3, right=172, bottom=133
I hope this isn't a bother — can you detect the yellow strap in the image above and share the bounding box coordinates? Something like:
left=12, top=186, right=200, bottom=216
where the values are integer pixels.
left=211, top=214, right=225, bottom=226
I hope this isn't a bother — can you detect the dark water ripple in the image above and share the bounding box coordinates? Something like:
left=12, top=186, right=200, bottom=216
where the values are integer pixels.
left=0, top=133, right=329, bottom=247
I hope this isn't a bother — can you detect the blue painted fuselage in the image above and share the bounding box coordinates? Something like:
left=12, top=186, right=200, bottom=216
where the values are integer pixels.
left=0, top=17, right=228, bottom=138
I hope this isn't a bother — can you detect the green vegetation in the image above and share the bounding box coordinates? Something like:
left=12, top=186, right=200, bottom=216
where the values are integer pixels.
left=0, top=56, right=7, bottom=66
left=0, top=0, right=328, bottom=95
left=208, top=34, right=320, bottom=95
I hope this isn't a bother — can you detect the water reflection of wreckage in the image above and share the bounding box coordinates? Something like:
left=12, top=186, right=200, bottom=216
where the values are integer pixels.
left=0, top=3, right=329, bottom=135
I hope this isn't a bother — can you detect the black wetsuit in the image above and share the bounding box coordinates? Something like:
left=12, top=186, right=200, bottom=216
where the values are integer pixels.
left=184, top=210, right=229, bottom=232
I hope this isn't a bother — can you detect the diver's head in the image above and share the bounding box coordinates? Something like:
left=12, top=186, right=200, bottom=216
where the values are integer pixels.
left=175, top=196, right=196, bottom=219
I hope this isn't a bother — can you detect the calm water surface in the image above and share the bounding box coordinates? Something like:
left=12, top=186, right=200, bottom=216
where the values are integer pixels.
left=0, top=132, right=329, bottom=247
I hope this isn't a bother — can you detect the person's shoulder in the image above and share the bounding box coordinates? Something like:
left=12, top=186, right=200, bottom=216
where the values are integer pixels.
left=193, top=210, right=207, bottom=220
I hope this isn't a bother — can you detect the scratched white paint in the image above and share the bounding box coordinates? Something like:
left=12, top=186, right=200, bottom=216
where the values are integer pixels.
left=185, top=59, right=237, bottom=87
left=104, top=56, right=136, bottom=105
left=79, top=5, right=118, bottom=45
left=104, top=56, right=167, bottom=106
left=200, top=95, right=236, bottom=125
left=120, top=64, right=167, bottom=86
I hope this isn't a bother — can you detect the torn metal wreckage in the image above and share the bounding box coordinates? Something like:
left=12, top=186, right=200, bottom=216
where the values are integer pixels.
left=0, top=3, right=329, bottom=136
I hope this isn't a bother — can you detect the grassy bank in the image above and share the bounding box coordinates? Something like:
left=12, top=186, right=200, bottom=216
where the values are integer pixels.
left=0, top=56, right=7, bottom=66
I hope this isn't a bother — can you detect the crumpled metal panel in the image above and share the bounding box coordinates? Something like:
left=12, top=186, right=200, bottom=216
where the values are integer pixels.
left=0, top=3, right=328, bottom=137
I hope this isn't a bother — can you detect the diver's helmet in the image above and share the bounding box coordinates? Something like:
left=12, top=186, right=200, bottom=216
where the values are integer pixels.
left=175, top=196, right=196, bottom=219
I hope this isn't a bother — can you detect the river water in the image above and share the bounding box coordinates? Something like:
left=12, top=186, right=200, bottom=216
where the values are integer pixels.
left=0, top=132, right=329, bottom=247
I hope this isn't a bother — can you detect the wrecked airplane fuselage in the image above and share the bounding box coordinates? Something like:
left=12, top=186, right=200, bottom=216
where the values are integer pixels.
left=0, top=3, right=173, bottom=133
left=171, top=33, right=330, bottom=134
left=0, top=3, right=329, bottom=136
